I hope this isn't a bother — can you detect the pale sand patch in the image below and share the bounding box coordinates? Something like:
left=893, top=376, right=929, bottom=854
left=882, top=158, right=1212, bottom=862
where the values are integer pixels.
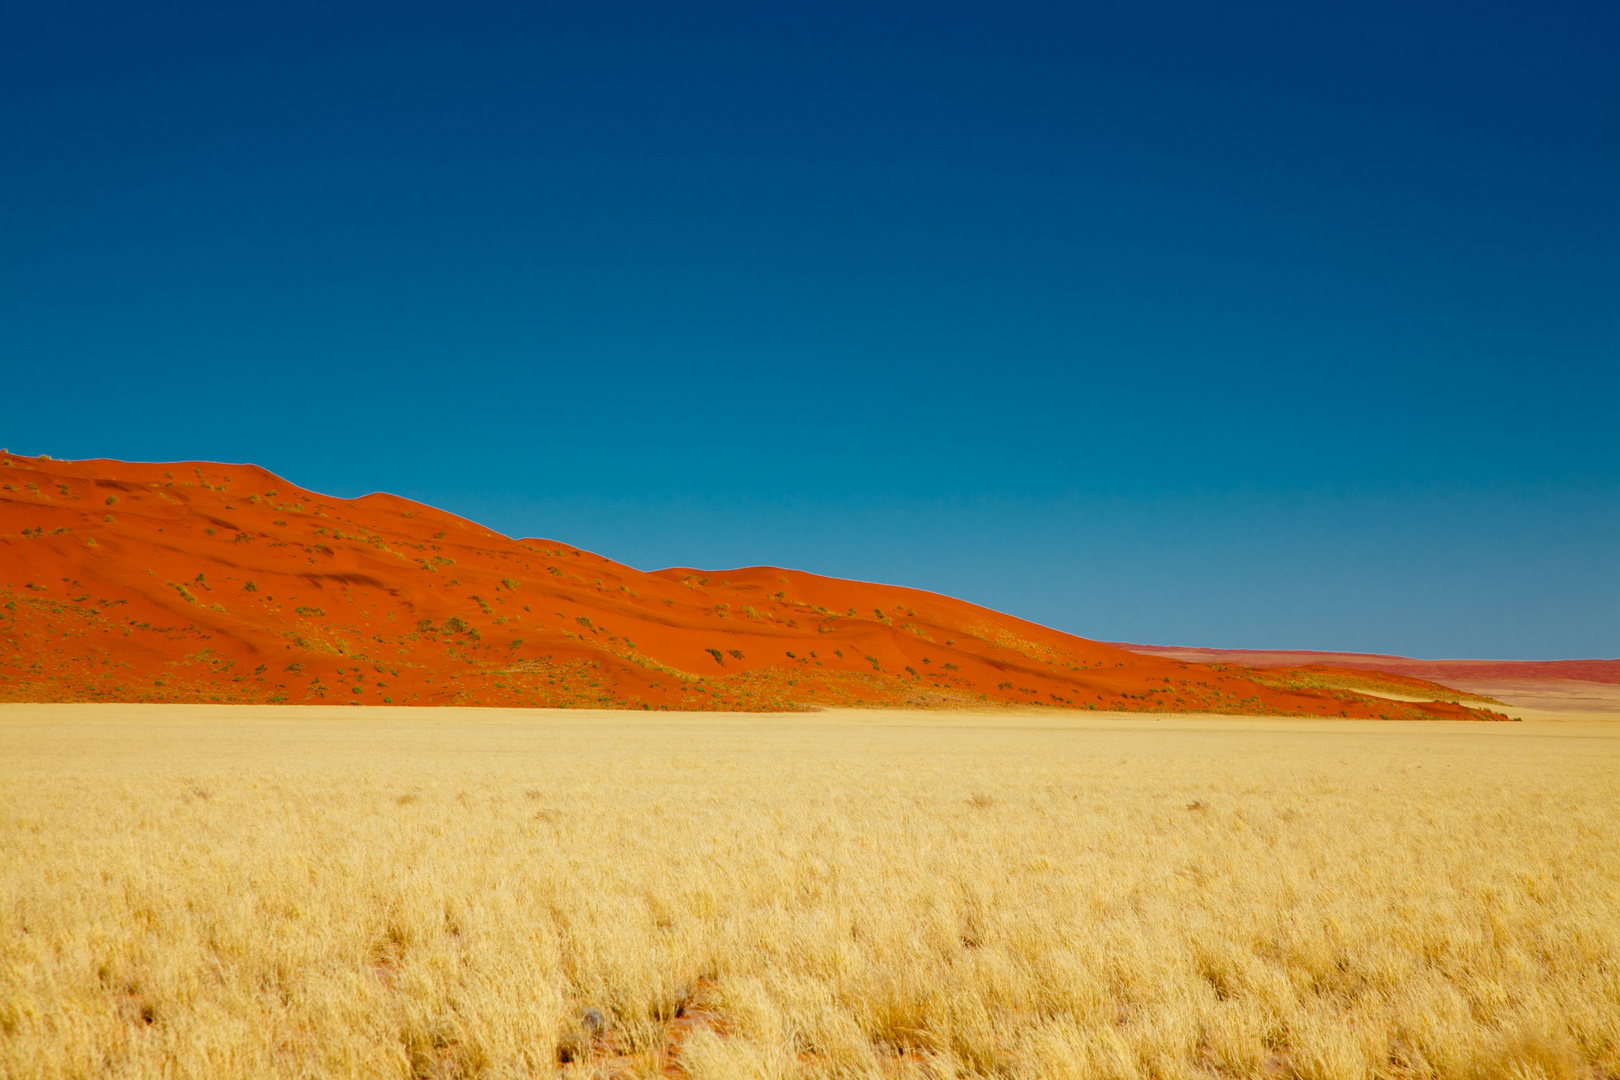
left=1448, top=678, right=1620, bottom=723
left=1324, top=688, right=1473, bottom=704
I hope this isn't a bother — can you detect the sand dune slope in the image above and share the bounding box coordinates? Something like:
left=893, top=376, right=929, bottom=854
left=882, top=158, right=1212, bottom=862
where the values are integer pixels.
left=0, top=454, right=1505, bottom=718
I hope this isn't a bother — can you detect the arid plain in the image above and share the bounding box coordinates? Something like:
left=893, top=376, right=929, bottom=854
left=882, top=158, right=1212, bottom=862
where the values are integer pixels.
left=3, top=701, right=1616, bottom=1080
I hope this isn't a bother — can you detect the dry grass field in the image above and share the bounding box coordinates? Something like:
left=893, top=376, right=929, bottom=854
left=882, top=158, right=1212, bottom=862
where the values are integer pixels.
left=1, top=704, right=1616, bottom=1080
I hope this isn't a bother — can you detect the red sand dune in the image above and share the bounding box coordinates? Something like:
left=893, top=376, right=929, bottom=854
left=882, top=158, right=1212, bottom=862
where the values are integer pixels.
left=0, top=454, right=1509, bottom=719
left=1109, top=644, right=1620, bottom=689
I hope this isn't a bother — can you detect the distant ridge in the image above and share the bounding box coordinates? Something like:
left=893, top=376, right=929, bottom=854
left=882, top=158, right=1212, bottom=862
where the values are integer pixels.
left=1109, top=644, right=1620, bottom=687
left=0, top=453, right=1508, bottom=719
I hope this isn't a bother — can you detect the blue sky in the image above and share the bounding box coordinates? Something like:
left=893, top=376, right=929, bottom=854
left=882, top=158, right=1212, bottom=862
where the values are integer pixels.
left=2, top=0, right=1615, bottom=658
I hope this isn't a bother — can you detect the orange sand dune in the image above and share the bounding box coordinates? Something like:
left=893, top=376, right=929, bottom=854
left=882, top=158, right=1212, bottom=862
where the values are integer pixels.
left=0, top=454, right=1508, bottom=718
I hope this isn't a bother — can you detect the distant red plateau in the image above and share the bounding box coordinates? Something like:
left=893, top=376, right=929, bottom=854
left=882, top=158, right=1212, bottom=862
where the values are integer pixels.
left=0, top=454, right=1510, bottom=719
left=1110, top=644, right=1620, bottom=689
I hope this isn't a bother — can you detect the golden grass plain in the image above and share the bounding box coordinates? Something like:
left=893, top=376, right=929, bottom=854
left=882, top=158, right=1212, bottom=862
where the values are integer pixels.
left=2, top=703, right=1616, bottom=1080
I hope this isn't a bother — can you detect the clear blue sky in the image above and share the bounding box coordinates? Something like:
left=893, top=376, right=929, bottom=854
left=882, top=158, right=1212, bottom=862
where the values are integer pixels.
left=2, top=1, right=1615, bottom=658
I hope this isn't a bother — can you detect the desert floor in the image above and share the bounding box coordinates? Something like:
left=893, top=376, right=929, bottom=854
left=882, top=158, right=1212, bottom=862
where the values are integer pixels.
left=2, top=701, right=1616, bottom=1080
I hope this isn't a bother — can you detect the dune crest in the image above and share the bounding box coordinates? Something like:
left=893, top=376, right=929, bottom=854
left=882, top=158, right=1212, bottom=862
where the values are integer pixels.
left=0, top=454, right=1507, bottom=718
